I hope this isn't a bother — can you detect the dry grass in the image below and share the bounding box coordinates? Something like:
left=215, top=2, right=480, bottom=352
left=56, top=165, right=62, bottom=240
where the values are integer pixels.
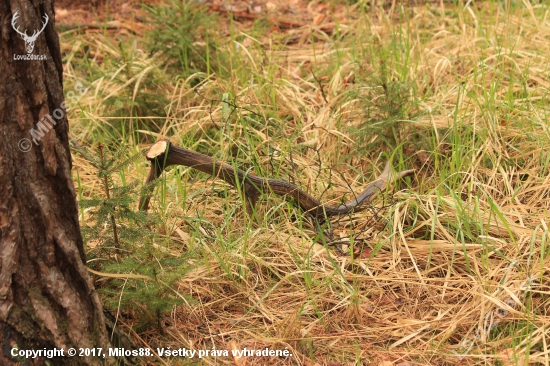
left=64, top=1, right=550, bottom=365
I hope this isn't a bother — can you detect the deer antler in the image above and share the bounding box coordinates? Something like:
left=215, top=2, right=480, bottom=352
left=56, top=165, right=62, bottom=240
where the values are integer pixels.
left=28, top=13, right=49, bottom=41
left=36, top=14, right=49, bottom=38
left=11, top=11, right=48, bottom=41
left=139, top=140, right=415, bottom=219
left=11, top=11, right=28, bottom=38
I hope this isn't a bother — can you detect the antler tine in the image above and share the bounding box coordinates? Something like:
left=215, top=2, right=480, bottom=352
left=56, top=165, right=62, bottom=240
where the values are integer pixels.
left=11, top=11, right=28, bottom=37
left=40, top=14, right=49, bottom=32
left=28, top=13, right=49, bottom=41
left=11, top=10, right=19, bottom=24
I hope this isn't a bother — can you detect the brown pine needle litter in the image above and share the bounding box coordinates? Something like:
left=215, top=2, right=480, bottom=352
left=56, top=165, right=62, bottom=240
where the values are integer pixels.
left=63, top=0, right=549, bottom=365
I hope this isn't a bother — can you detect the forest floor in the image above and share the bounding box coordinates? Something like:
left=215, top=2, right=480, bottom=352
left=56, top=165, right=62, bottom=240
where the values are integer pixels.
left=55, top=0, right=550, bottom=365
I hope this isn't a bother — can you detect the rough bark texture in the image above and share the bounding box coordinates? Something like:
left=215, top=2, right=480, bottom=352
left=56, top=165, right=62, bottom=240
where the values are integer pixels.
left=0, top=1, right=113, bottom=365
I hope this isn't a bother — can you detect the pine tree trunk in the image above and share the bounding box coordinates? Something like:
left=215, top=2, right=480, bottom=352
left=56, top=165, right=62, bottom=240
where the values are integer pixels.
left=0, top=2, right=113, bottom=365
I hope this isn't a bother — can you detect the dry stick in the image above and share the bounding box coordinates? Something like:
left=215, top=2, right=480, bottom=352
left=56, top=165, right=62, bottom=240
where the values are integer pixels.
left=139, top=139, right=414, bottom=231
left=311, top=70, right=329, bottom=105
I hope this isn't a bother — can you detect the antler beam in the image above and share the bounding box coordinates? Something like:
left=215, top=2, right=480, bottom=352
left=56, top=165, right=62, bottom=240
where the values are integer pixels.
left=139, top=140, right=414, bottom=222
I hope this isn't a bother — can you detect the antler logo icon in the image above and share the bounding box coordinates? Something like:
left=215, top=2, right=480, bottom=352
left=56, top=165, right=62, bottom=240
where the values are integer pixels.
left=12, top=11, right=49, bottom=54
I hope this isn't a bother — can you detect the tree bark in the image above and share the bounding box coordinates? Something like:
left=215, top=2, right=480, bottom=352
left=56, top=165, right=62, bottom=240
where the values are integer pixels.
left=0, top=2, right=113, bottom=365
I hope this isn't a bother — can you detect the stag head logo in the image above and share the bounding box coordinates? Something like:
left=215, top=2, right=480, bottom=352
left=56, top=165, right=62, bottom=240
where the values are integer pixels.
left=12, top=11, right=49, bottom=54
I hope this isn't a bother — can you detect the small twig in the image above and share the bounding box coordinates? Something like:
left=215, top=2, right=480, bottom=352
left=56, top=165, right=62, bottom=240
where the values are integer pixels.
left=311, top=70, right=329, bottom=105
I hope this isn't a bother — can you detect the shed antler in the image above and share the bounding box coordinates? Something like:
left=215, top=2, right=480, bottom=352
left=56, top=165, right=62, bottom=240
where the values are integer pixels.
left=139, top=140, right=414, bottom=222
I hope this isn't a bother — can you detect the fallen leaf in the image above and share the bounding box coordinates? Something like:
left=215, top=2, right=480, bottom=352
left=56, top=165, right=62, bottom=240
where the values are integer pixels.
left=266, top=2, right=277, bottom=11
left=56, top=8, right=70, bottom=19
left=174, top=228, right=190, bottom=243
left=353, top=244, right=373, bottom=259
left=343, top=71, right=355, bottom=87
left=377, top=294, right=403, bottom=308
left=362, top=304, right=375, bottom=312
left=313, top=14, right=325, bottom=25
